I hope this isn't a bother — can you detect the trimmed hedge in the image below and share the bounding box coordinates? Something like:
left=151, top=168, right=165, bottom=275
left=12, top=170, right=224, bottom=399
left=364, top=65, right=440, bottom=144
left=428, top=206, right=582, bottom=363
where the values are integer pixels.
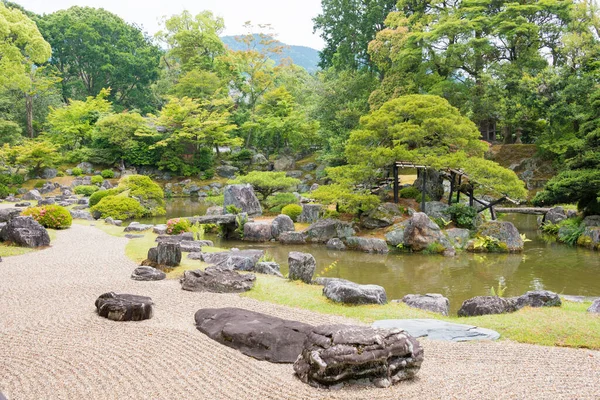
left=89, top=188, right=119, bottom=208
left=23, top=205, right=72, bottom=229
left=74, top=185, right=99, bottom=196
left=282, top=204, right=303, bottom=222
left=90, top=196, right=145, bottom=220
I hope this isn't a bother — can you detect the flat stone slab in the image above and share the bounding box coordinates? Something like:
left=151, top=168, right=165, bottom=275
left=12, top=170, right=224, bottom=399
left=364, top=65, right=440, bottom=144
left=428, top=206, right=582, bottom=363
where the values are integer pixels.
left=372, top=319, right=500, bottom=342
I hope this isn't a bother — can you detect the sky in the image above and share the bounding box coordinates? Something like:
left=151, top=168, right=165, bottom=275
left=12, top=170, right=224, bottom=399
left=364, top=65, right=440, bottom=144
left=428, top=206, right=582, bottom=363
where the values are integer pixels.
left=16, top=0, right=326, bottom=49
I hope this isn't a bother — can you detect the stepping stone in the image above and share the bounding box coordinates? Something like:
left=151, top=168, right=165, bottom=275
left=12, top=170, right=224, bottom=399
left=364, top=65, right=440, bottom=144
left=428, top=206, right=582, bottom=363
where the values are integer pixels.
left=372, top=319, right=500, bottom=342
left=180, top=267, right=255, bottom=293
left=95, top=292, right=153, bottom=321
left=131, top=266, right=166, bottom=281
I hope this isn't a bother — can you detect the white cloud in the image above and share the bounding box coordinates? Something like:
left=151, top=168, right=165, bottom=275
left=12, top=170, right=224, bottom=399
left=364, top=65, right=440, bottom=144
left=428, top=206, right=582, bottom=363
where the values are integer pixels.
left=17, top=0, right=325, bottom=49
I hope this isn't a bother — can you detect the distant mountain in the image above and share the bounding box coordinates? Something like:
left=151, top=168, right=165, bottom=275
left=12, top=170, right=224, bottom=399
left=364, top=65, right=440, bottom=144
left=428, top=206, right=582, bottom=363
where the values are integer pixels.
left=221, top=35, right=320, bottom=74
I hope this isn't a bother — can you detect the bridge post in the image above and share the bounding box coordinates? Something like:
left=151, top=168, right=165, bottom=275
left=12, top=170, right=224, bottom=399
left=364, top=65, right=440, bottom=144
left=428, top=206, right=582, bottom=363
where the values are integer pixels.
left=421, top=167, right=427, bottom=211
left=456, top=175, right=462, bottom=203
left=393, top=163, right=399, bottom=203
left=448, top=172, right=455, bottom=204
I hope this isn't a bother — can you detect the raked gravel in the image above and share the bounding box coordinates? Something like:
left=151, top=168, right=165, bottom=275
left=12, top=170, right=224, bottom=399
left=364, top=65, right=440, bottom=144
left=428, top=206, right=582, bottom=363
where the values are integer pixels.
left=0, top=224, right=599, bottom=400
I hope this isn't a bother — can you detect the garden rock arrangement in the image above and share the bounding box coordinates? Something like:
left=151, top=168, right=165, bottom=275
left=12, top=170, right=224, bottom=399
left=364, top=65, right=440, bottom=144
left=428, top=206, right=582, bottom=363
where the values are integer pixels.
left=303, top=219, right=355, bottom=243
left=293, top=325, right=423, bottom=388
left=401, top=294, right=449, bottom=316
left=195, top=307, right=312, bottom=362
left=372, top=319, right=500, bottom=342
left=323, top=279, right=387, bottom=305
left=142, top=242, right=182, bottom=269
left=223, top=184, right=262, bottom=216
left=180, top=267, right=255, bottom=293
left=95, top=292, right=153, bottom=321
left=344, top=237, right=389, bottom=253
left=288, top=251, right=316, bottom=283
left=0, top=216, right=50, bottom=248
left=131, top=266, right=166, bottom=281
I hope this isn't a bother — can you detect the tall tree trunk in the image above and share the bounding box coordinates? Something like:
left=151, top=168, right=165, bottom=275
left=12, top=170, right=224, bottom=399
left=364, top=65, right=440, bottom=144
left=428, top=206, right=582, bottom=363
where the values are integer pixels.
left=25, top=94, right=34, bottom=138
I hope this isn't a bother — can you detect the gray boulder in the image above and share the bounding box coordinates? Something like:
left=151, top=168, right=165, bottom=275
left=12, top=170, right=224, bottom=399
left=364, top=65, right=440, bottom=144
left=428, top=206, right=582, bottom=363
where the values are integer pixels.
left=216, top=165, right=239, bottom=178
left=472, top=221, right=524, bottom=252
left=514, top=290, right=561, bottom=309
left=294, top=325, right=423, bottom=388
left=446, top=228, right=471, bottom=249
left=179, top=240, right=213, bottom=253
left=22, top=190, right=42, bottom=201
left=298, top=204, right=322, bottom=224
left=401, top=294, right=449, bottom=316
left=403, top=212, right=451, bottom=252
left=14, top=202, right=30, bottom=208
left=251, top=153, right=269, bottom=168
left=105, top=217, right=122, bottom=226
left=152, top=224, right=167, bottom=235
left=0, top=208, right=22, bottom=222
left=286, top=170, right=303, bottom=179
left=588, top=299, right=600, bottom=313
left=69, top=210, right=94, bottom=220
left=124, top=222, right=154, bottom=232
left=0, top=216, right=50, bottom=247
left=131, top=266, right=166, bottom=281
left=278, top=231, right=306, bottom=244
left=271, top=214, right=295, bottom=239
left=181, top=267, right=255, bottom=293
left=273, top=155, right=295, bottom=171
left=544, top=206, right=567, bottom=224
left=38, top=198, right=56, bottom=206
left=288, top=251, right=316, bottom=284
left=206, top=206, right=223, bottom=216
left=201, top=249, right=264, bottom=271
left=243, top=222, right=272, bottom=242
left=326, top=238, right=346, bottom=251
left=361, top=202, right=405, bottom=229
left=41, top=168, right=58, bottom=179
left=385, top=221, right=410, bottom=247
left=77, top=162, right=93, bottom=174
left=143, top=242, right=182, bottom=268
left=413, top=169, right=444, bottom=200
left=95, top=292, right=153, bottom=321
left=457, top=296, right=517, bottom=317
left=195, top=307, right=312, bottom=363
left=583, top=215, right=600, bottom=227
left=223, top=184, right=262, bottom=216
left=155, top=232, right=194, bottom=243
left=345, top=237, right=389, bottom=254
left=323, top=279, right=387, bottom=305
left=255, top=261, right=283, bottom=277
left=39, top=182, right=58, bottom=195
left=303, top=219, right=355, bottom=243
left=423, top=201, right=450, bottom=220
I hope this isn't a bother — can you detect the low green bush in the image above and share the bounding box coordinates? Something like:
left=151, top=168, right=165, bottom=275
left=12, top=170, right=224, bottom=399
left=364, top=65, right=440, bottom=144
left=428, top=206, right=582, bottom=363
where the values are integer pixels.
left=90, top=196, right=145, bottom=220
left=399, top=186, right=421, bottom=200
left=166, top=218, right=191, bottom=235
left=74, top=185, right=99, bottom=196
left=225, top=204, right=242, bottom=215
left=34, top=181, right=44, bottom=189
left=71, top=167, right=83, bottom=176
left=265, top=193, right=298, bottom=213
left=91, top=175, right=103, bottom=185
left=0, top=183, right=9, bottom=198
left=423, top=242, right=446, bottom=254
left=446, top=204, right=478, bottom=229
left=101, top=169, right=115, bottom=179
left=22, top=205, right=72, bottom=229
left=557, top=218, right=585, bottom=246
left=282, top=204, right=303, bottom=222
left=11, top=174, right=24, bottom=185
left=89, top=188, right=119, bottom=207
left=118, top=175, right=165, bottom=216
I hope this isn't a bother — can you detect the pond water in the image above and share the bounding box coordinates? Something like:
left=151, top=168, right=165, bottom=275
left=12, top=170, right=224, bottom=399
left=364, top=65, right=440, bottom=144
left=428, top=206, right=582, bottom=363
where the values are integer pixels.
left=156, top=200, right=600, bottom=313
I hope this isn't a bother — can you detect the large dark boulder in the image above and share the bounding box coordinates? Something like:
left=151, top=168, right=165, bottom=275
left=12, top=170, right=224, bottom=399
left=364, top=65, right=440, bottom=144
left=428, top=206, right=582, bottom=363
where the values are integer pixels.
left=243, top=222, right=272, bottom=242
left=288, top=251, right=316, bottom=284
left=0, top=216, right=50, bottom=248
left=216, top=165, right=239, bottom=178
left=514, top=290, right=561, bottom=309
left=271, top=214, right=295, bottom=239
left=361, top=202, right=405, bottom=229
left=22, top=189, right=42, bottom=201
left=403, top=212, right=451, bottom=252
left=95, top=292, right=153, bottom=321
left=131, top=266, right=166, bottom=281
left=181, top=267, right=255, bottom=293
left=345, top=237, right=389, bottom=254
left=401, top=294, right=449, bottom=316
left=195, top=308, right=312, bottom=363
left=303, top=219, right=355, bottom=243
left=223, top=184, right=262, bottom=216
left=544, top=206, right=567, bottom=225
left=293, top=325, right=423, bottom=388
left=457, top=296, right=517, bottom=317
left=323, top=279, right=387, bottom=305
left=142, top=242, right=182, bottom=268
left=200, top=249, right=264, bottom=271
left=298, top=204, right=322, bottom=224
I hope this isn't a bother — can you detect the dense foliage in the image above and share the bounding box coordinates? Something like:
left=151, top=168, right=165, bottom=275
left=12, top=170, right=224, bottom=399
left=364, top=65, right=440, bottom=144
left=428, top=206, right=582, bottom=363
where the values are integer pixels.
left=90, top=195, right=146, bottom=220
left=281, top=204, right=303, bottom=222
left=230, top=171, right=301, bottom=199
left=23, top=205, right=72, bottom=229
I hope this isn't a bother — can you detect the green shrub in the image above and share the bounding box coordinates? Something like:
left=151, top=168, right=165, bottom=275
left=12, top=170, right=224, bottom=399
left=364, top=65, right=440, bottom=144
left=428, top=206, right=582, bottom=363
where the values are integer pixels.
left=91, top=175, right=103, bottom=185
left=206, top=194, right=224, bottom=206
left=225, top=204, right=242, bottom=215
left=557, top=219, right=585, bottom=246
left=201, top=169, right=215, bottom=180
left=34, top=181, right=44, bottom=189
left=22, top=205, right=72, bottom=229
left=471, top=235, right=508, bottom=252
left=446, top=204, right=478, bottom=229
left=423, top=242, right=446, bottom=254
left=322, top=209, right=340, bottom=219
left=74, top=185, right=99, bottom=196
left=11, top=174, right=24, bottom=185
left=265, top=193, right=298, bottom=213
left=71, top=167, right=83, bottom=176
left=540, top=222, right=559, bottom=235
left=282, top=204, right=303, bottom=222
left=166, top=218, right=191, bottom=235
left=89, top=188, right=119, bottom=207
left=101, top=169, right=115, bottom=179
left=230, top=149, right=253, bottom=162
left=399, top=186, right=421, bottom=200
left=0, top=183, right=9, bottom=198
left=118, top=175, right=165, bottom=216
left=90, top=196, right=145, bottom=220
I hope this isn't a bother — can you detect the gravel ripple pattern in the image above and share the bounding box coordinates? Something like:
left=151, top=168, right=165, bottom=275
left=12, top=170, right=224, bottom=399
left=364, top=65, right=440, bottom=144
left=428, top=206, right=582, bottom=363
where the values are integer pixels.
left=0, top=224, right=599, bottom=399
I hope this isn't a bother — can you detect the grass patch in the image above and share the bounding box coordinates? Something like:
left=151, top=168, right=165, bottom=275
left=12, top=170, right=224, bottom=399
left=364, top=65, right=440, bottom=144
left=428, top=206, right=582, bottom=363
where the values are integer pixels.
left=243, top=275, right=600, bottom=349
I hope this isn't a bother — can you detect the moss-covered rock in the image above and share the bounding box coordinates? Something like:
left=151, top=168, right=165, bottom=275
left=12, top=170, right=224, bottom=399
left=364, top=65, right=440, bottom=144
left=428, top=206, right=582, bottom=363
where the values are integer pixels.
left=468, top=221, right=524, bottom=253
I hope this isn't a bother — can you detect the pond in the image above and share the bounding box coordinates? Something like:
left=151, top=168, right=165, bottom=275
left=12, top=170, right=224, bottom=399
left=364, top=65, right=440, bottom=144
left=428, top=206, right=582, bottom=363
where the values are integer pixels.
left=156, top=200, right=600, bottom=313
